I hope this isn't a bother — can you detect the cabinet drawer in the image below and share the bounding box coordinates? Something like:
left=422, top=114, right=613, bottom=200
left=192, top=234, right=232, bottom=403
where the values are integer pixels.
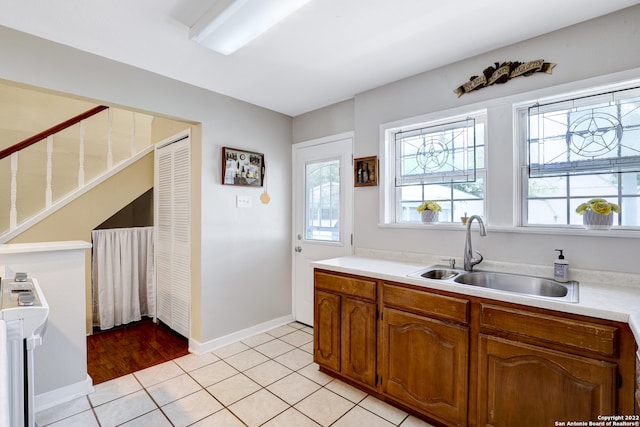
left=382, top=283, right=469, bottom=324
left=479, top=304, right=618, bottom=357
left=315, top=270, right=377, bottom=301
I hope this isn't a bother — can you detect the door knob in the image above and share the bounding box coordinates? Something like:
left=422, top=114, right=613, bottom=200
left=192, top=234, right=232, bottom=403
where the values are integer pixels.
left=295, top=246, right=302, bottom=253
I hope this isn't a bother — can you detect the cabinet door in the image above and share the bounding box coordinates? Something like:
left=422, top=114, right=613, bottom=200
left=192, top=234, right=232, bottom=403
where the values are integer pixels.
left=155, top=136, right=191, bottom=337
left=342, top=297, right=377, bottom=388
left=478, top=335, right=617, bottom=427
left=381, top=307, right=469, bottom=426
left=314, top=290, right=341, bottom=371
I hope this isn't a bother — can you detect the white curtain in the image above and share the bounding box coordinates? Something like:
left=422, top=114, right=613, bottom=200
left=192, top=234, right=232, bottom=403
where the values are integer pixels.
left=91, top=227, right=155, bottom=330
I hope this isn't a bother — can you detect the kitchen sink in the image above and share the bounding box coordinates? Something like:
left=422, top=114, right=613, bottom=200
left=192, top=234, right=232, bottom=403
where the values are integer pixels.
left=408, top=265, right=465, bottom=281
left=454, top=271, right=578, bottom=302
left=408, top=267, right=579, bottom=303
left=419, top=268, right=459, bottom=280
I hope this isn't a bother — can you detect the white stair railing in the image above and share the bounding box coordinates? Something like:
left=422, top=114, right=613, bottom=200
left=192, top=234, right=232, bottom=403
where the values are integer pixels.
left=9, top=153, right=18, bottom=230
left=0, top=106, right=154, bottom=240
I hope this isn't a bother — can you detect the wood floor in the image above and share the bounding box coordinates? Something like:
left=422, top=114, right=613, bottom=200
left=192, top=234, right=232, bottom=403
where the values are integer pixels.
left=87, top=317, right=189, bottom=385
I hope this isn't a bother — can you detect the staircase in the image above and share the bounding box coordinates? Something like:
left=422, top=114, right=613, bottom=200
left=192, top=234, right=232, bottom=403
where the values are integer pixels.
left=0, top=105, right=156, bottom=243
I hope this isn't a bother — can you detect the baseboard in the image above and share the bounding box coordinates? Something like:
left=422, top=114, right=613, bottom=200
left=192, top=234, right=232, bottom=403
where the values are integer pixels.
left=35, top=375, right=94, bottom=412
left=189, top=314, right=294, bottom=355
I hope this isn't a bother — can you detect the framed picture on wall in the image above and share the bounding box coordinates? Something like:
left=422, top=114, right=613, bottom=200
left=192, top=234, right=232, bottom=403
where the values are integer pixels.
left=354, top=156, right=378, bottom=187
left=222, top=147, right=265, bottom=187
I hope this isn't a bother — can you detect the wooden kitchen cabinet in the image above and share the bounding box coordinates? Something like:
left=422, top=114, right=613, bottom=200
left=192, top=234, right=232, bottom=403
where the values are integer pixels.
left=313, top=268, right=637, bottom=427
left=314, top=290, right=341, bottom=371
left=478, top=334, right=616, bottom=426
left=341, top=297, right=377, bottom=386
left=635, top=352, right=640, bottom=414
left=381, top=282, right=470, bottom=425
left=477, top=303, right=635, bottom=426
left=381, top=307, right=469, bottom=426
left=314, top=270, right=377, bottom=388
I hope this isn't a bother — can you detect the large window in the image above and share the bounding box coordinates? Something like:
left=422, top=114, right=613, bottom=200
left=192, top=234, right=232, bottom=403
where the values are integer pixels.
left=388, top=111, right=486, bottom=224
left=521, top=85, right=640, bottom=228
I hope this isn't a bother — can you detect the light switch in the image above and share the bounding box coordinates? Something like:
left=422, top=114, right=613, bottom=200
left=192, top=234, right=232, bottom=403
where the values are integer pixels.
left=236, top=195, right=252, bottom=208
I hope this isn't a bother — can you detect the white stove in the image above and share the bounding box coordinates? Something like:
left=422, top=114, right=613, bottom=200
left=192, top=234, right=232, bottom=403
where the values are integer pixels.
left=0, top=273, right=49, bottom=427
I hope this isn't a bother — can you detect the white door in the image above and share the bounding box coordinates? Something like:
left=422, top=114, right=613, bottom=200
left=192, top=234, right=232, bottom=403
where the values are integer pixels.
left=292, top=134, right=353, bottom=326
left=155, top=130, right=191, bottom=338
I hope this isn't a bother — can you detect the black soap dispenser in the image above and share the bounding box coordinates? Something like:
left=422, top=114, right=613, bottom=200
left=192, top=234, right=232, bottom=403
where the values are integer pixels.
left=553, top=249, right=569, bottom=283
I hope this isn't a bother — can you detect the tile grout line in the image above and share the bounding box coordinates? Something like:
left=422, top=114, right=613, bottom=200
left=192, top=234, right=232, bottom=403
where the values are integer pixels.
left=42, top=322, right=423, bottom=426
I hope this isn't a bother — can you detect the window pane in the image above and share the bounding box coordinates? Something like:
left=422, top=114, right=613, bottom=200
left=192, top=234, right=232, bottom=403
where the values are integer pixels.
left=393, top=112, right=486, bottom=224
left=524, top=85, right=640, bottom=228
left=528, top=176, right=566, bottom=198
left=528, top=199, right=567, bottom=225
left=621, top=196, right=640, bottom=226
left=396, top=177, right=485, bottom=223
left=529, top=87, right=640, bottom=178
left=621, top=172, right=640, bottom=195
left=395, top=118, right=477, bottom=185
left=570, top=174, right=617, bottom=197
left=306, top=159, right=340, bottom=241
left=454, top=199, right=483, bottom=221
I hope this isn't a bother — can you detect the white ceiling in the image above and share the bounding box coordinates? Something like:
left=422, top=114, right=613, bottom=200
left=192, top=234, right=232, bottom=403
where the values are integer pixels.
left=1, top=0, right=638, bottom=116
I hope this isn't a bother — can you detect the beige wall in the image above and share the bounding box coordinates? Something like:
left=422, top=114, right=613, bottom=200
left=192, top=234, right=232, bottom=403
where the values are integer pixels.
left=10, top=153, right=154, bottom=331
left=0, top=81, right=95, bottom=150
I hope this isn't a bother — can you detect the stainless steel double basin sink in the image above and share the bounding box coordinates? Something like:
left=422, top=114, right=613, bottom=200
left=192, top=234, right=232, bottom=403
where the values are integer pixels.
left=408, top=266, right=579, bottom=303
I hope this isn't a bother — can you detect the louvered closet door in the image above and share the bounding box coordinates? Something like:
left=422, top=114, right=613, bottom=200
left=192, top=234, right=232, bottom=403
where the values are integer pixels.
left=155, top=134, right=191, bottom=338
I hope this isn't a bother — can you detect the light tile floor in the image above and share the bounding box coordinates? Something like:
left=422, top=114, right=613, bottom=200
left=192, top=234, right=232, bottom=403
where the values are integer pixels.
left=36, top=322, right=436, bottom=427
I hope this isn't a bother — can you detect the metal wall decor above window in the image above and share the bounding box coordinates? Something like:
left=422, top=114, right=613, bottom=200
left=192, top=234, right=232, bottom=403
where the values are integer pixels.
left=528, top=86, right=640, bottom=178
left=395, top=117, right=476, bottom=186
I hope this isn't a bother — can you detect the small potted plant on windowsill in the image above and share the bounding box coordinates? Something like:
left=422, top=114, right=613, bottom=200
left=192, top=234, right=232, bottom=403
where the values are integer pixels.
left=417, top=200, right=442, bottom=223
left=575, top=198, right=619, bottom=230
left=461, top=212, right=469, bottom=225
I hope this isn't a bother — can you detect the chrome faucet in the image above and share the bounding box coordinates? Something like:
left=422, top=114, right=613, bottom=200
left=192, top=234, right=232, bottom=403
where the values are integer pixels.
left=464, top=215, right=487, bottom=271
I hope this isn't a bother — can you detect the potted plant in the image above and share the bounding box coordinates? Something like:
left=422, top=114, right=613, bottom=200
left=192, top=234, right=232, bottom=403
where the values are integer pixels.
left=416, top=200, right=442, bottom=223
left=461, top=211, right=469, bottom=225
left=575, top=198, right=619, bottom=230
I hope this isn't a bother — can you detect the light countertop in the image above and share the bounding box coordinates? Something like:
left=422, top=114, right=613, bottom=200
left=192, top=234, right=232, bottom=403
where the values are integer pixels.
left=313, top=255, right=640, bottom=346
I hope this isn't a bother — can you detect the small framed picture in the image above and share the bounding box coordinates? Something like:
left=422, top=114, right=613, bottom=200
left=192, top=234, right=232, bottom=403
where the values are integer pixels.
left=354, top=156, right=378, bottom=187
left=222, top=147, right=265, bottom=187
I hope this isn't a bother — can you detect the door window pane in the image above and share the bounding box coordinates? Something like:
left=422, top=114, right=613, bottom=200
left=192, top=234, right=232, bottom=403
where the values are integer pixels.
left=306, top=159, right=340, bottom=241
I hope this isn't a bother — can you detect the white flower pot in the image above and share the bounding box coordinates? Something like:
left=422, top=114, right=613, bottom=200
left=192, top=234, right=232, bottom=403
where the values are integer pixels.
left=583, top=210, right=613, bottom=230
left=421, top=210, right=439, bottom=223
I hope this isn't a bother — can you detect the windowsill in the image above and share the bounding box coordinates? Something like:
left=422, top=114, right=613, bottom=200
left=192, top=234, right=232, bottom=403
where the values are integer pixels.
left=378, top=222, right=640, bottom=238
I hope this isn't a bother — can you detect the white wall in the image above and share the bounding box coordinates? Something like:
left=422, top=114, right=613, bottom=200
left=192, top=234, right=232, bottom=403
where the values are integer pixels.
left=0, top=27, right=293, bottom=343
left=293, top=99, right=354, bottom=143
left=0, top=242, right=92, bottom=409
left=294, top=5, right=640, bottom=274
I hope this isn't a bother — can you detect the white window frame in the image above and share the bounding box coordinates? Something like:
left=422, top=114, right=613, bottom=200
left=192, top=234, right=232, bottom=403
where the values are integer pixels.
left=516, top=80, right=640, bottom=230
left=381, top=108, right=487, bottom=226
